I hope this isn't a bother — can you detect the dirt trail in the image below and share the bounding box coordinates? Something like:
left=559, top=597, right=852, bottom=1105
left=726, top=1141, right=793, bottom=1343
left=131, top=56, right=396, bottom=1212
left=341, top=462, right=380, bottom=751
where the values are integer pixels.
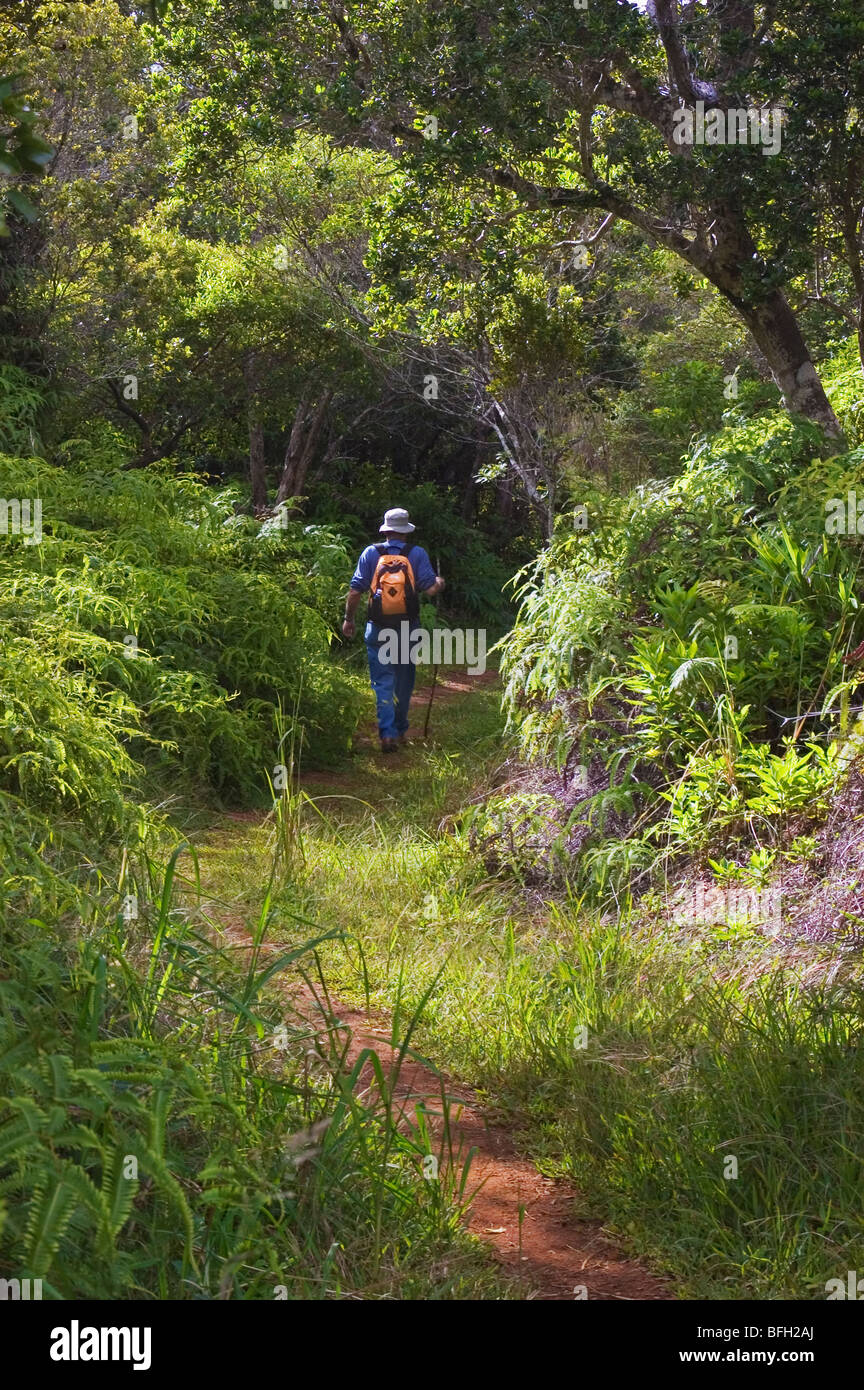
left=215, top=911, right=668, bottom=1301
left=297, top=985, right=668, bottom=1300
left=215, top=900, right=669, bottom=1301
left=209, top=674, right=669, bottom=1300
left=331, top=668, right=501, bottom=754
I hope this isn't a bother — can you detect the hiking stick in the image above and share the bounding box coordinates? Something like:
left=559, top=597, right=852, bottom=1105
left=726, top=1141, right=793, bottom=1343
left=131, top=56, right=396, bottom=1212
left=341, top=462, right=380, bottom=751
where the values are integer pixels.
left=424, top=554, right=441, bottom=740
left=424, top=663, right=438, bottom=739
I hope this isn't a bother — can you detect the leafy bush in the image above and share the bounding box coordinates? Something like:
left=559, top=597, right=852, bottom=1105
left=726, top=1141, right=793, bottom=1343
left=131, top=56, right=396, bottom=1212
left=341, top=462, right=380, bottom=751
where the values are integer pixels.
left=0, top=367, right=47, bottom=453
left=0, top=449, right=365, bottom=828
left=0, top=443, right=496, bottom=1300
left=498, top=409, right=864, bottom=895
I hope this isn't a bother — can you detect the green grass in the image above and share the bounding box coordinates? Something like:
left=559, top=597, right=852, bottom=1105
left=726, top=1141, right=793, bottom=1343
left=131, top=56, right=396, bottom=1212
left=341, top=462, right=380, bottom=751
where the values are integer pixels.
left=0, top=821, right=514, bottom=1300
left=203, top=677, right=864, bottom=1301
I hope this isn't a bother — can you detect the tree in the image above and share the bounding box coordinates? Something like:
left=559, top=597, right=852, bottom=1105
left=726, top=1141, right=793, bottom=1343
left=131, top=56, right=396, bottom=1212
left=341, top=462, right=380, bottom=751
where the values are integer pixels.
left=768, top=1, right=864, bottom=377
left=154, top=0, right=864, bottom=437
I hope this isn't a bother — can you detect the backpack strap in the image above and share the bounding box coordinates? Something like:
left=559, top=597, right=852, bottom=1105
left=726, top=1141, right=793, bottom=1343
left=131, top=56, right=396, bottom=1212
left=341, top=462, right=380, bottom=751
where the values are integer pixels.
left=374, top=541, right=413, bottom=557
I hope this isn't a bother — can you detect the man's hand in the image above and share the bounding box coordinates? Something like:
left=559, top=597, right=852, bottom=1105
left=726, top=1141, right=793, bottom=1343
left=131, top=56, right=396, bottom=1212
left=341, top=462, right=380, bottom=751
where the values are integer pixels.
left=342, top=588, right=362, bottom=637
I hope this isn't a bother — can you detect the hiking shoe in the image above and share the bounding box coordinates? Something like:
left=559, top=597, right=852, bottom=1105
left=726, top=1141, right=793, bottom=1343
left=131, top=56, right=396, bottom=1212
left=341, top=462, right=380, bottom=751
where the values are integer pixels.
left=380, top=737, right=399, bottom=754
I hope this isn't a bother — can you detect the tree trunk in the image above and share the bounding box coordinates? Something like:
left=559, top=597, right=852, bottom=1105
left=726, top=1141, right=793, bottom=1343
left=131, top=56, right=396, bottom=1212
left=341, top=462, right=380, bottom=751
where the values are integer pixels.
left=275, top=390, right=333, bottom=504
left=690, top=209, right=845, bottom=437
left=496, top=474, right=514, bottom=522
left=244, top=353, right=268, bottom=511
left=733, top=289, right=843, bottom=436
left=307, top=402, right=376, bottom=487
left=461, top=471, right=476, bottom=522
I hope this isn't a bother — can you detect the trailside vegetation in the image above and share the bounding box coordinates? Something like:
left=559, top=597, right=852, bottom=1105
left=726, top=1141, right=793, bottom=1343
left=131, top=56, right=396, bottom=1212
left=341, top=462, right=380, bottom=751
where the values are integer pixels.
left=3, top=0, right=864, bottom=1303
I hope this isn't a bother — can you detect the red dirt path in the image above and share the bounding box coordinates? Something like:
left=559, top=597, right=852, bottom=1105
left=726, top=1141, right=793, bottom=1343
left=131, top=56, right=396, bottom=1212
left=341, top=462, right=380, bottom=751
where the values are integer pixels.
left=293, top=987, right=670, bottom=1301
left=212, top=671, right=670, bottom=1300
left=215, top=912, right=668, bottom=1302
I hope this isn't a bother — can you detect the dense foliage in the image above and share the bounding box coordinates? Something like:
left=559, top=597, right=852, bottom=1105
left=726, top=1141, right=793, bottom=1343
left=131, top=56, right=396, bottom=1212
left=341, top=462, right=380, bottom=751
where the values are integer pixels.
left=4, top=0, right=864, bottom=1305
left=498, top=407, right=863, bottom=891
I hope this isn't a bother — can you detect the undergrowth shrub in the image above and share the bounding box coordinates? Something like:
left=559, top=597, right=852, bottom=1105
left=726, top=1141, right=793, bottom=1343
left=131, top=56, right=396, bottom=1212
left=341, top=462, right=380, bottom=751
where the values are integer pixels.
left=497, top=410, right=864, bottom=898
left=0, top=447, right=364, bottom=827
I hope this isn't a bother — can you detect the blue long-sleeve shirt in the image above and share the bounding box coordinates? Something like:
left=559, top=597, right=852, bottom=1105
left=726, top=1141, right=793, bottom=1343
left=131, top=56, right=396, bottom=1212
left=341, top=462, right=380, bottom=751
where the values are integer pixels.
left=350, top=540, right=437, bottom=646
left=350, top=540, right=437, bottom=594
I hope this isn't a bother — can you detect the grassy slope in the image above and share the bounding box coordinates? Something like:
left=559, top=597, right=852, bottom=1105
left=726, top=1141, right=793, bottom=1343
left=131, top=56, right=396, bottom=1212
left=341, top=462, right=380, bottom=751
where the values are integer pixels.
left=203, top=674, right=864, bottom=1301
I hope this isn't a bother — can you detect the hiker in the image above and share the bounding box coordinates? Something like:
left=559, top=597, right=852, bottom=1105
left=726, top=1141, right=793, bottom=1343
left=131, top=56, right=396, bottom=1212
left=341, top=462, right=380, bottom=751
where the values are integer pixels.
left=342, top=508, right=444, bottom=752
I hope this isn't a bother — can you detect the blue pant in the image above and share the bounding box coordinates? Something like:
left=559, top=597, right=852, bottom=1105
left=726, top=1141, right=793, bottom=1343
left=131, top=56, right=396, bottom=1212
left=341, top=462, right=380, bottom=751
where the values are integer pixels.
left=366, top=624, right=417, bottom=739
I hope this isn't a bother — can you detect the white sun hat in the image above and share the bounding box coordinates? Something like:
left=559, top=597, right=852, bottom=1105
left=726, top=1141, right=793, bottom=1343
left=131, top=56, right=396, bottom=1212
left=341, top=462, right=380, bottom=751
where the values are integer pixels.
left=379, top=507, right=416, bottom=534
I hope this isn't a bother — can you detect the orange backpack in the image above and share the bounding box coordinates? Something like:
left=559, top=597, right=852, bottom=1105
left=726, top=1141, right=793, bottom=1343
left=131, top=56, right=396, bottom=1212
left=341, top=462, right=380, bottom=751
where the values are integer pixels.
left=368, top=543, right=420, bottom=627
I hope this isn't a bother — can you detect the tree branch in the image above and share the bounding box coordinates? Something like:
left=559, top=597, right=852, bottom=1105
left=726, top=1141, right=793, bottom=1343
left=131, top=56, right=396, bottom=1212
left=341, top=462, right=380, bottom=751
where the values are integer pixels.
left=647, top=0, right=718, bottom=102
left=106, top=377, right=151, bottom=439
